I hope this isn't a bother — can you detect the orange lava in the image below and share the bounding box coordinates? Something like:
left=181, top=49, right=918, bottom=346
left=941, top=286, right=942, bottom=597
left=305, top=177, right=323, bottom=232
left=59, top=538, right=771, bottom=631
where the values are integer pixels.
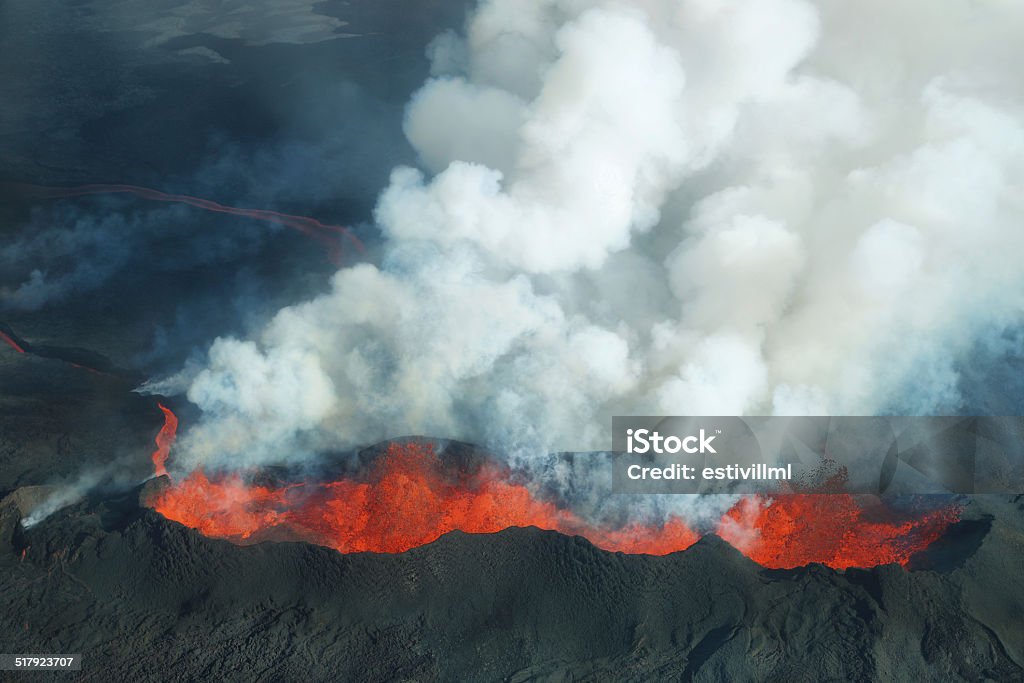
left=717, top=494, right=962, bottom=569
left=0, top=331, right=26, bottom=353
left=150, top=403, right=179, bottom=478
left=146, top=408, right=959, bottom=567
left=148, top=440, right=700, bottom=555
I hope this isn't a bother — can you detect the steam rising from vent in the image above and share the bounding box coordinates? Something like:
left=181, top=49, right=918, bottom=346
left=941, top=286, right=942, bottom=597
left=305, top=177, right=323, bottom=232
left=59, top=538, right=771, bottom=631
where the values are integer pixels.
left=150, top=0, right=1024, bottom=508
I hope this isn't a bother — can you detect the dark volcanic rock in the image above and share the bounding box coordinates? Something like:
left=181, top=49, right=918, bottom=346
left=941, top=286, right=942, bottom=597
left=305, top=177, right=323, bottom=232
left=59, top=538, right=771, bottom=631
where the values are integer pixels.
left=0, top=356, right=176, bottom=520
left=0, top=351, right=163, bottom=492
left=0, top=490, right=1021, bottom=682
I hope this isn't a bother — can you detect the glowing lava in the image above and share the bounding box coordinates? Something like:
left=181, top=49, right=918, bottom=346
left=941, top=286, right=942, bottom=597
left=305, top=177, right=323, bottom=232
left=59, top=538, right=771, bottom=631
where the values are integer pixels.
left=146, top=408, right=959, bottom=566
left=10, top=182, right=362, bottom=264
left=717, top=494, right=962, bottom=569
left=150, top=403, right=179, bottom=478
left=148, top=440, right=700, bottom=555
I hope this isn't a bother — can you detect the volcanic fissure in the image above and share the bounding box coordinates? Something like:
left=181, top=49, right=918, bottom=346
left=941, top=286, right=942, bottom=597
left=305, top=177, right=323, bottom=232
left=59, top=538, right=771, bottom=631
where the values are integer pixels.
left=144, top=406, right=961, bottom=568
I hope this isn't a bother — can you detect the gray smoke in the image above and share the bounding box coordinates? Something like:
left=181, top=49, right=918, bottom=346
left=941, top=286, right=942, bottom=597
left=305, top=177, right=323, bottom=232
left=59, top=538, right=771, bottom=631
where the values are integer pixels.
left=154, top=0, right=1024, bottom=522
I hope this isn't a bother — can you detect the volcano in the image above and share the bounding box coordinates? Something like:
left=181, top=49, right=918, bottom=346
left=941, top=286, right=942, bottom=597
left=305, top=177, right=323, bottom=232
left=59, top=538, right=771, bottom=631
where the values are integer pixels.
left=141, top=407, right=961, bottom=569
left=3, top=358, right=1017, bottom=681
left=3, top=0, right=1024, bottom=679
left=0, top=284, right=1020, bottom=683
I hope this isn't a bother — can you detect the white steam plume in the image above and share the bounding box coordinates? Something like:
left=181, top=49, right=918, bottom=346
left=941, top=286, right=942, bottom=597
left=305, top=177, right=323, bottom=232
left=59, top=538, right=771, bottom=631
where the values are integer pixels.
left=152, top=0, right=1024, bottom=518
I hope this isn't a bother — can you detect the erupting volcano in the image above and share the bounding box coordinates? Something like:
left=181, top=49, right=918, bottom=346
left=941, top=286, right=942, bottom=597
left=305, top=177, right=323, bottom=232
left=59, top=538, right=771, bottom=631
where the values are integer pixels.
left=9, top=182, right=363, bottom=264
left=146, top=407, right=961, bottom=567
left=147, top=437, right=701, bottom=555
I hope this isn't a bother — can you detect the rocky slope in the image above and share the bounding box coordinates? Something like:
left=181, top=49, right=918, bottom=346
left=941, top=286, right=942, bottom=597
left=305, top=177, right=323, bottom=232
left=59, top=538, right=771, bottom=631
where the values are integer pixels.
left=0, top=483, right=1020, bottom=682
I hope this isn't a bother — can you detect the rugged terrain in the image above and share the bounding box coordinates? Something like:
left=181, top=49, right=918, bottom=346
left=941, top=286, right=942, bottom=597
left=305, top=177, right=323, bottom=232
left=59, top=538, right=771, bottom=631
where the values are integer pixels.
left=2, top=2, right=1023, bottom=679
left=1, top=333, right=1023, bottom=681
left=0, top=341, right=1021, bottom=681
left=1, top=485, right=1021, bottom=681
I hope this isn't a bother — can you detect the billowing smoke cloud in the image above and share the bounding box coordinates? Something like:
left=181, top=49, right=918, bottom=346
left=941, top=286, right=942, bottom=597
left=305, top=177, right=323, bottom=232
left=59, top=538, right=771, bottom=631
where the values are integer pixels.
left=158, top=0, right=1024, bottom=516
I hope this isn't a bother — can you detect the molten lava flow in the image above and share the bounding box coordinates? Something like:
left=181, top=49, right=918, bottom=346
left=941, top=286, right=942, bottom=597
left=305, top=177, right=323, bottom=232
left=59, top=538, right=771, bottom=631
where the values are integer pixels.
left=145, top=410, right=959, bottom=566
left=717, top=494, right=962, bottom=569
left=0, top=330, right=26, bottom=353
left=10, top=182, right=362, bottom=264
left=150, top=403, right=179, bottom=478
left=150, top=470, right=295, bottom=539
left=148, top=441, right=700, bottom=555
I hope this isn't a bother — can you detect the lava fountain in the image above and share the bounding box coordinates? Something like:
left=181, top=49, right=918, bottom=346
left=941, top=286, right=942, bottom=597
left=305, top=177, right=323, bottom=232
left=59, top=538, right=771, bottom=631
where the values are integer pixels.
left=717, top=494, right=961, bottom=569
left=151, top=403, right=179, bottom=479
left=145, top=407, right=960, bottom=566
left=147, top=438, right=700, bottom=555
